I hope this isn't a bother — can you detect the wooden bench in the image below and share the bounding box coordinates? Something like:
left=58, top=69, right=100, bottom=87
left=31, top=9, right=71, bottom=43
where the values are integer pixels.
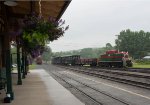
left=0, top=68, right=6, bottom=90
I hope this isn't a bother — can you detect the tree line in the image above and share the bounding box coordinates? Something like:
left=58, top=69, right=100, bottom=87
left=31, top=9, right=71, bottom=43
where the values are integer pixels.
left=53, top=29, right=150, bottom=59
left=115, top=29, right=150, bottom=59
left=53, top=43, right=114, bottom=58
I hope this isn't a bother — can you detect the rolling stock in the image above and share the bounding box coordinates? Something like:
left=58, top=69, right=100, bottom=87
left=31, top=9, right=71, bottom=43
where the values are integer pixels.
left=52, top=50, right=133, bottom=68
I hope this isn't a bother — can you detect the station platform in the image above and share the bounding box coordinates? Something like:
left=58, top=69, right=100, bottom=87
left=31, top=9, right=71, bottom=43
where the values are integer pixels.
left=0, top=69, right=84, bottom=105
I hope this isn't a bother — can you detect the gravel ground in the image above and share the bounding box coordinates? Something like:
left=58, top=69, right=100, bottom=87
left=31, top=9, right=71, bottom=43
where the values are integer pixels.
left=42, top=64, right=150, bottom=105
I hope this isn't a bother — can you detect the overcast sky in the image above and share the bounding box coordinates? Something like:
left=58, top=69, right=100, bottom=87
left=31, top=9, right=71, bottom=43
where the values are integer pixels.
left=49, top=0, right=150, bottom=52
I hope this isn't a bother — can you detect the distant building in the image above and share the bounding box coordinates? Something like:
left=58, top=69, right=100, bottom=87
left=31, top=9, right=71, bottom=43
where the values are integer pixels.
left=143, top=56, right=150, bottom=60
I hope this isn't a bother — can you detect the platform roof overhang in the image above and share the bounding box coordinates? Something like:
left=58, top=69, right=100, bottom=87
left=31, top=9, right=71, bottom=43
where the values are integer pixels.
left=6, top=0, right=71, bottom=21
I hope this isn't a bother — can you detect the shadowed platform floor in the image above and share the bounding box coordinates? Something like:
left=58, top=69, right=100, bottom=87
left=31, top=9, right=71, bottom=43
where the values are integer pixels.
left=0, top=69, right=84, bottom=105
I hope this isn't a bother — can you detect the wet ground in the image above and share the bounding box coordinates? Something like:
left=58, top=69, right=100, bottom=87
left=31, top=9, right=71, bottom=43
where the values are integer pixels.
left=43, top=64, right=150, bottom=105
left=0, top=66, right=84, bottom=105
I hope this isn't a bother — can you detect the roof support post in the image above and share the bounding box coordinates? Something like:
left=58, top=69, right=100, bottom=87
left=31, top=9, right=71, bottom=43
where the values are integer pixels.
left=3, top=35, right=14, bottom=102
left=5, top=48, right=14, bottom=101
left=24, top=55, right=28, bottom=75
left=21, top=48, right=26, bottom=79
left=17, top=42, right=22, bottom=85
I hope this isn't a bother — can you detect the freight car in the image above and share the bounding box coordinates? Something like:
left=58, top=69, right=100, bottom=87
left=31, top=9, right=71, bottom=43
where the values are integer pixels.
left=77, top=58, right=97, bottom=66
left=52, top=55, right=80, bottom=65
left=52, top=55, right=97, bottom=66
left=52, top=50, right=133, bottom=68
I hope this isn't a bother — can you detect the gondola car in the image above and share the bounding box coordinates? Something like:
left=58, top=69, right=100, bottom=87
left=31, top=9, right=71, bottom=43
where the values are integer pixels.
left=77, top=58, right=97, bottom=66
left=52, top=55, right=80, bottom=66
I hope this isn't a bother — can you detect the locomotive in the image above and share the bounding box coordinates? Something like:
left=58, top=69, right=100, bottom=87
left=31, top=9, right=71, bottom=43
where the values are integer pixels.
left=98, top=50, right=132, bottom=67
left=52, top=50, right=133, bottom=67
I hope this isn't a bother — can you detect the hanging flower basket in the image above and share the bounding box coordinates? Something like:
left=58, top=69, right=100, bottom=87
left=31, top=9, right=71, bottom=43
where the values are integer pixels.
left=20, top=14, right=69, bottom=58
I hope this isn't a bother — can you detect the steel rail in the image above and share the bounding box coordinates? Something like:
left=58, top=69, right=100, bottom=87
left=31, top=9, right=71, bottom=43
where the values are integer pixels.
left=57, top=65, right=150, bottom=89
left=50, top=70, right=134, bottom=105
left=50, top=71, right=104, bottom=105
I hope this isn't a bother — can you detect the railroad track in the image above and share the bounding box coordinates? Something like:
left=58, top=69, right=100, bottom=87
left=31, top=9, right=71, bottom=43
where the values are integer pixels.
left=56, top=65, right=150, bottom=89
left=50, top=70, right=134, bottom=105
left=71, top=66, right=150, bottom=74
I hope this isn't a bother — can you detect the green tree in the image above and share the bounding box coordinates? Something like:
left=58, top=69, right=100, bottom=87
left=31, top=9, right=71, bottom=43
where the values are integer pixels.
left=52, top=43, right=115, bottom=59
left=41, top=46, right=52, bottom=63
left=106, top=43, right=113, bottom=50
left=11, top=47, right=17, bottom=64
left=80, top=48, right=93, bottom=58
left=115, top=29, right=150, bottom=59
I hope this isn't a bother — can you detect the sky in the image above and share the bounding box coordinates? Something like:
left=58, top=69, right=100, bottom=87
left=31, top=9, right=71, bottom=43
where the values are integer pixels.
left=49, top=0, right=150, bottom=52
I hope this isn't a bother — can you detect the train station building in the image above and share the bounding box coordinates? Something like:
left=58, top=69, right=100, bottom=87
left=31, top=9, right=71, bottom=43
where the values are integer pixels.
left=0, top=1, right=71, bottom=103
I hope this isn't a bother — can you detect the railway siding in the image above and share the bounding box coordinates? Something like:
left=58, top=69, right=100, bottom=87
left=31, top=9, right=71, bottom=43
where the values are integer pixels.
left=60, top=66, right=150, bottom=89
left=51, top=71, right=132, bottom=105
left=43, top=64, right=150, bottom=105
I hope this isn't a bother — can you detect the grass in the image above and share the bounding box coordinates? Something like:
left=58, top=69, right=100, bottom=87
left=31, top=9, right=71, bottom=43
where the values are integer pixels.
left=132, top=63, right=150, bottom=68
left=29, top=64, right=36, bottom=70
left=12, top=64, right=36, bottom=71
